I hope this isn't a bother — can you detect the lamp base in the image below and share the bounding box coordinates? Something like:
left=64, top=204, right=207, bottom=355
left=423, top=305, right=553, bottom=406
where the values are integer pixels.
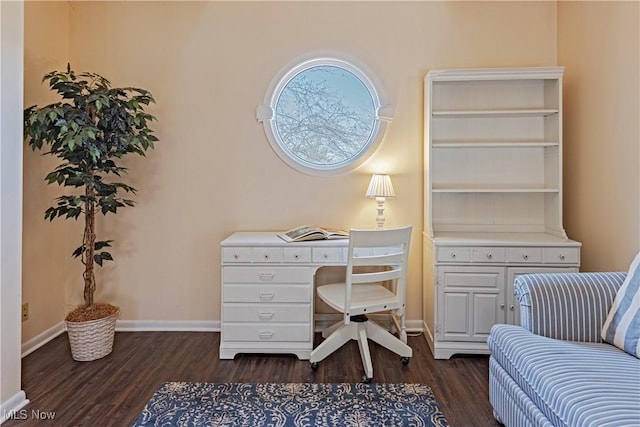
left=375, top=197, right=386, bottom=229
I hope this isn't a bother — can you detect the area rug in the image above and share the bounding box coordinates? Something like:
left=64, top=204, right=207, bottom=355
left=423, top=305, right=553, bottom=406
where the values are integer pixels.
left=131, top=382, right=449, bottom=426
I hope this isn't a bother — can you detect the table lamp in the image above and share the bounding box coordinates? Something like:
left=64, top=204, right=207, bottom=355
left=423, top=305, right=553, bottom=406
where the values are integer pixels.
left=366, top=174, right=396, bottom=228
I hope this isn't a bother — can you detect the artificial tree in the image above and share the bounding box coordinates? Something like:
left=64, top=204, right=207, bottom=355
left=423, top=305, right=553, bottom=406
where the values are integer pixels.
left=24, top=65, right=157, bottom=323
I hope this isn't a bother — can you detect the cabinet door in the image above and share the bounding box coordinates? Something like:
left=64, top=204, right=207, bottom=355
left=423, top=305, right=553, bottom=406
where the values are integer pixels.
left=506, top=267, right=577, bottom=325
left=437, top=266, right=504, bottom=342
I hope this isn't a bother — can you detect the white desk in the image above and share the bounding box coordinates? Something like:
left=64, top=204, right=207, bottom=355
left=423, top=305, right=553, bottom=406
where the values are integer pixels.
left=220, top=232, right=350, bottom=360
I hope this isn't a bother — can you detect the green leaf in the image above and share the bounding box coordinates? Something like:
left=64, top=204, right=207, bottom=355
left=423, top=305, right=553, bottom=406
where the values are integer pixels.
left=94, top=240, right=113, bottom=250
left=72, top=246, right=85, bottom=258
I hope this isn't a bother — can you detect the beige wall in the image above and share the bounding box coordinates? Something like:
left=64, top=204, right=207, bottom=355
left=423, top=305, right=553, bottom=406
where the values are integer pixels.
left=24, top=1, right=561, bottom=340
left=559, top=1, right=640, bottom=271
left=22, top=1, right=72, bottom=342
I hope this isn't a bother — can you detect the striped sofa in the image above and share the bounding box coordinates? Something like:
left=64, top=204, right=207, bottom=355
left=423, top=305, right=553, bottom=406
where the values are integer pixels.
left=487, top=272, right=640, bottom=427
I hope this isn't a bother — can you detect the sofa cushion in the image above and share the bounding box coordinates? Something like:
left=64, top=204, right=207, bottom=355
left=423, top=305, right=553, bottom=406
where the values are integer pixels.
left=602, top=252, right=640, bottom=358
left=488, top=324, right=640, bottom=427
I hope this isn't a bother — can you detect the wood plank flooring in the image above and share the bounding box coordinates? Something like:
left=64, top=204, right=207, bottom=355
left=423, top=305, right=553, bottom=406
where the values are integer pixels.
left=5, top=331, right=501, bottom=426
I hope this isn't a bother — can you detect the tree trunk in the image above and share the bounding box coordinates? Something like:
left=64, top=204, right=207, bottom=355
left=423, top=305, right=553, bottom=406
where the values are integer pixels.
left=83, top=186, right=96, bottom=307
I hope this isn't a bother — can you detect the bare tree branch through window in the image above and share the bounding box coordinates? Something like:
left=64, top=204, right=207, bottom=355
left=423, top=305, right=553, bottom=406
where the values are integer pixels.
left=275, top=66, right=377, bottom=166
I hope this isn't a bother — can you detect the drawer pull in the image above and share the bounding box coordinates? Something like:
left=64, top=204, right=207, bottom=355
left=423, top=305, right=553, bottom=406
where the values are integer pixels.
left=259, top=273, right=274, bottom=281
left=487, top=253, right=493, bottom=259
left=264, top=254, right=270, bottom=260
left=559, top=254, right=565, bottom=260
left=500, top=304, right=505, bottom=310
left=259, top=293, right=275, bottom=301
left=450, top=252, right=456, bottom=259
left=294, top=254, right=299, bottom=259
left=323, top=253, right=329, bottom=259
left=233, top=254, right=239, bottom=259
left=258, top=331, right=274, bottom=339
left=523, top=254, right=528, bottom=260
left=509, top=305, right=515, bottom=311
left=259, top=312, right=274, bottom=320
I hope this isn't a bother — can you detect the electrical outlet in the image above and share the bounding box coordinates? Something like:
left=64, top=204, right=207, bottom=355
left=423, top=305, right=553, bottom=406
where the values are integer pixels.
left=22, top=303, right=29, bottom=322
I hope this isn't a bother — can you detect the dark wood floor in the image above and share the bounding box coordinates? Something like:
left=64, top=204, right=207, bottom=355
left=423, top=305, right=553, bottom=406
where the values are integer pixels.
left=6, top=331, right=500, bottom=426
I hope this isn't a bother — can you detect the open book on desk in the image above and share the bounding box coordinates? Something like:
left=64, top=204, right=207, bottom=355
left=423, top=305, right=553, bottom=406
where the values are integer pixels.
left=277, top=225, right=350, bottom=243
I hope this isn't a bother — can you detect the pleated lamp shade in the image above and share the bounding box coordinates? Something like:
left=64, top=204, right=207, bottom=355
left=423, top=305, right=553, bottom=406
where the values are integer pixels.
left=366, top=174, right=396, bottom=198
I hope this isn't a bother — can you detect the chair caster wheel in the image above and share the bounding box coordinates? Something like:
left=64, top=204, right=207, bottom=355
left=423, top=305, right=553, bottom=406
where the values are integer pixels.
left=310, top=362, right=319, bottom=371
left=362, top=376, right=372, bottom=384
left=401, top=357, right=410, bottom=366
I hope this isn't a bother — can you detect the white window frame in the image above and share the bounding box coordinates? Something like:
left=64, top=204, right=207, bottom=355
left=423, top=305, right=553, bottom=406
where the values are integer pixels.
left=257, top=52, right=393, bottom=176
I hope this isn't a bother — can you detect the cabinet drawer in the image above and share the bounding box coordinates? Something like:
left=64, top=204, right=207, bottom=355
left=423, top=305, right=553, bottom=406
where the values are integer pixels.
left=283, top=247, right=312, bottom=263
left=252, top=247, right=283, bottom=263
left=312, top=247, right=345, bottom=263
left=223, top=266, right=311, bottom=283
left=543, top=247, right=579, bottom=264
left=222, top=247, right=252, bottom=263
left=472, top=247, right=505, bottom=263
left=223, top=304, right=310, bottom=322
left=506, top=247, right=542, bottom=263
left=223, top=284, right=311, bottom=303
left=437, top=247, right=471, bottom=263
left=439, top=266, right=503, bottom=289
left=222, top=324, right=311, bottom=342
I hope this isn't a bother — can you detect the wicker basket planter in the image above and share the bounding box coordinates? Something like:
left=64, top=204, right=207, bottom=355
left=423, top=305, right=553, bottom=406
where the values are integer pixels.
left=66, top=309, right=119, bottom=362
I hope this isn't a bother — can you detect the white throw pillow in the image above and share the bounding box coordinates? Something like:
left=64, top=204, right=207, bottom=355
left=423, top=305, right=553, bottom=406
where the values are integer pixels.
left=601, top=252, right=640, bottom=358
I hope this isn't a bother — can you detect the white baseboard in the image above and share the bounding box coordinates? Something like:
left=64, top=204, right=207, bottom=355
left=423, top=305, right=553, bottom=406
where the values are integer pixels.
left=0, top=391, right=29, bottom=424
left=115, top=320, right=220, bottom=332
left=20, top=318, right=423, bottom=358
left=21, top=322, right=66, bottom=358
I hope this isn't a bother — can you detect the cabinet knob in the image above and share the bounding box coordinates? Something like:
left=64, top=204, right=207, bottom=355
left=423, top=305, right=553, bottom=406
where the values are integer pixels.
left=559, top=254, right=565, bottom=260
left=523, top=254, right=528, bottom=260
left=264, top=254, right=269, bottom=260
left=487, top=253, right=493, bottom=259
left=294, top=254, right=299, bottom=259
left=324, top=254, right=328, bottom=259
left=450, top=252, right=456, bottom=259
left=510, top=305, right=515, bottom=311
left=500, top=304, right=505, bottom=310
left=233, top=254, right=239, bottom=259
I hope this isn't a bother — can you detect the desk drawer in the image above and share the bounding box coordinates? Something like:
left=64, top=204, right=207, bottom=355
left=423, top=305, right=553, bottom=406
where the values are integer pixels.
left=223, top=304, right=310, bottom=322
left=252, top=247, right=283, bottom=263
left=222, top=324, right=311, bottom=342
left=223, top=266, right=311, bottom=284
left=223, top=284, right=311, bottom=303
left=312, top=247, right=345, bottom=263
left=283, top=247, right=312, bottom=263
left=222, top=247, right=252, bottom=263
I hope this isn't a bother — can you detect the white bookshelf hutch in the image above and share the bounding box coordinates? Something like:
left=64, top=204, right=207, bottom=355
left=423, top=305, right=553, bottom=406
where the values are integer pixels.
left=423, top=67, right=581, bottom=359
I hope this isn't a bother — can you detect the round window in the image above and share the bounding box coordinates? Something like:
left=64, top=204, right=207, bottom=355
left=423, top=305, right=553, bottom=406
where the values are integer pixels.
left=257, top=55, right=392, bottom=175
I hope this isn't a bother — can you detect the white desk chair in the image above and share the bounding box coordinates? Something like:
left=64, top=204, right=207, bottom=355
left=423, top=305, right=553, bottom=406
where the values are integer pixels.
left=309, top=226, right=413, bottom=382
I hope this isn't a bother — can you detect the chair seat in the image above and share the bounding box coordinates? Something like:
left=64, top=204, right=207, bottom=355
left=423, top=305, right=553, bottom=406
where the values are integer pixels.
left=317, top=283, right=399, bottom=315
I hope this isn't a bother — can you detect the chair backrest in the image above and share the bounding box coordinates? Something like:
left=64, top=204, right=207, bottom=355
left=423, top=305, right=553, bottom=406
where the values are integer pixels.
left=344, top=226, right=412, bottom=318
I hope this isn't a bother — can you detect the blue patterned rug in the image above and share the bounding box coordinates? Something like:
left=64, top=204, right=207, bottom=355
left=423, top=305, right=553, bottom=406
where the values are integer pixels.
left=132, top=382, right=449, bottom=426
